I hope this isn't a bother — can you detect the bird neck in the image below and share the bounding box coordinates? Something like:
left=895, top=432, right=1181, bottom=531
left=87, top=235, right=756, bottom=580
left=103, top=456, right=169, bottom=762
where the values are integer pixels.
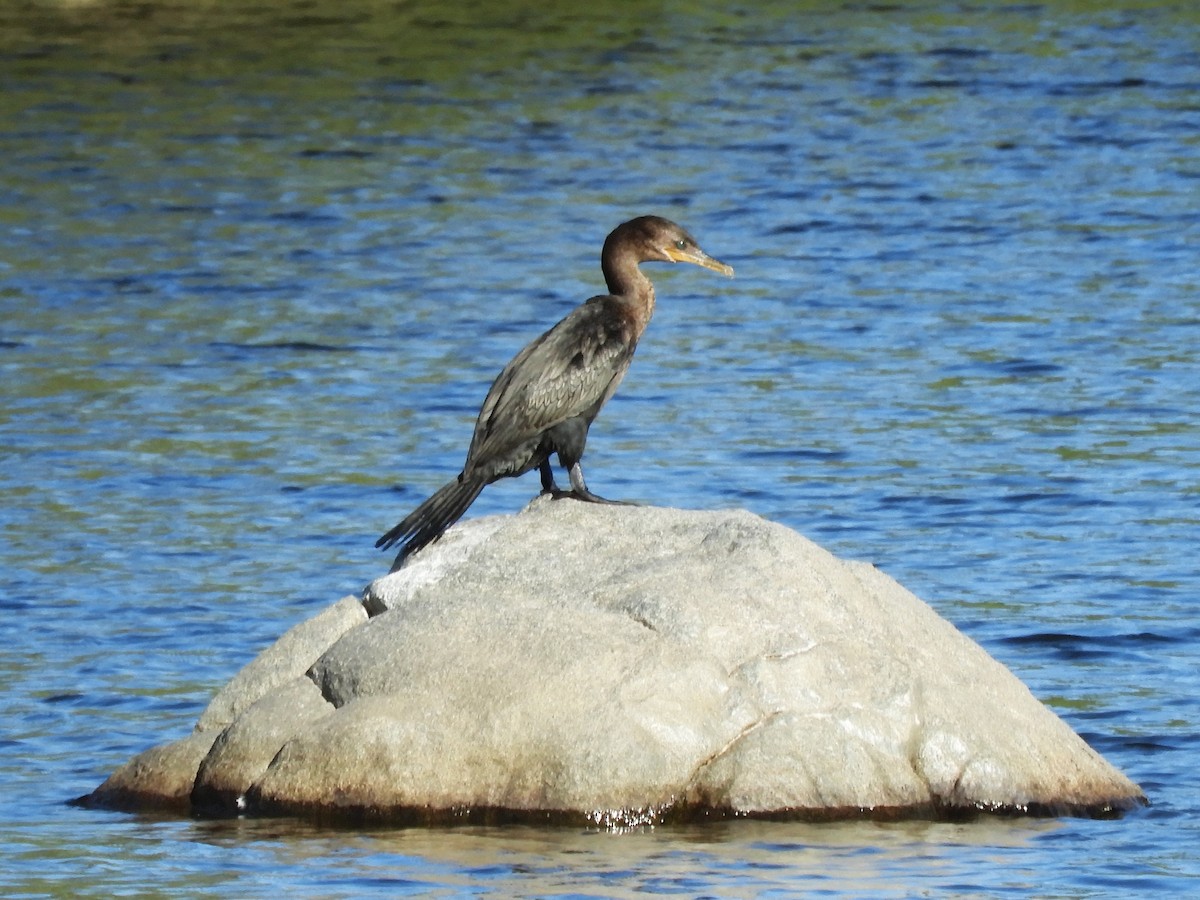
left=602, top=259, right=656, bottom=332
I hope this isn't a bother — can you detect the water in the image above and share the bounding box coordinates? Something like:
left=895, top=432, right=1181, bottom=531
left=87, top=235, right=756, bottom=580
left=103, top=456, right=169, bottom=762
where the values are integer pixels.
left=2, top=0, right=1197, bottom=894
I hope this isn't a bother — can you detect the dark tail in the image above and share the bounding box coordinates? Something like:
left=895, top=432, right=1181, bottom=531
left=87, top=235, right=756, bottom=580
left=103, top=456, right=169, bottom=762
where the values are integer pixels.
left=375, top=475, right=486, bottom=571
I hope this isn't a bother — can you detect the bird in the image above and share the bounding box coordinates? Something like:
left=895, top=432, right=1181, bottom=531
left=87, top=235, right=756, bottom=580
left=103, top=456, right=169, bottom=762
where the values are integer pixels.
left=376, top=215, right=733, bottom=571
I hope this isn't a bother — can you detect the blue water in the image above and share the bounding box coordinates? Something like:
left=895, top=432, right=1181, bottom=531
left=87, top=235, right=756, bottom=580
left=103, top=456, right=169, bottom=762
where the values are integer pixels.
left=2, top=1, right=1198, bottom=895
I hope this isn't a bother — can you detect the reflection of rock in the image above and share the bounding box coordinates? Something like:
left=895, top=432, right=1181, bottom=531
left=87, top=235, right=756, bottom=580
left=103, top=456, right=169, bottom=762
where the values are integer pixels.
left=82, top=498, right=1145, bottom=825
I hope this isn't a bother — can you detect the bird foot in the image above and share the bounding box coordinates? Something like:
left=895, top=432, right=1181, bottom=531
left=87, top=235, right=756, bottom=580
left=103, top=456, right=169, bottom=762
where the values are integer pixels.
left=540, top=462, right=636, bottom=504
left=544, top=486, right=633, bottom=505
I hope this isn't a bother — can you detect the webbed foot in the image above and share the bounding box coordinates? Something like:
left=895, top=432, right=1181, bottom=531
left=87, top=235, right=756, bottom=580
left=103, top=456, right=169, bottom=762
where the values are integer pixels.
left=555, top=462, right=634, bottom=505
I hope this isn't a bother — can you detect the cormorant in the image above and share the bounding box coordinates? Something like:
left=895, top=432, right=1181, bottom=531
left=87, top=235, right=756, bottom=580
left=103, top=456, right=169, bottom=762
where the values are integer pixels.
left=377, top=215, right=733, bottom=571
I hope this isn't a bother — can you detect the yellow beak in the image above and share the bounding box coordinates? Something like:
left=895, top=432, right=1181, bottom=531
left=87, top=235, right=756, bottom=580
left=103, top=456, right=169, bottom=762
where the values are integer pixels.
left=664, top=246, right=734, bottom=277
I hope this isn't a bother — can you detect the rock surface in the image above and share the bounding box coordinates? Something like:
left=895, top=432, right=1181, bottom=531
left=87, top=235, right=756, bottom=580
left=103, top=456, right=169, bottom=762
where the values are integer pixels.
left=82, top=499, right=1145, bottom=825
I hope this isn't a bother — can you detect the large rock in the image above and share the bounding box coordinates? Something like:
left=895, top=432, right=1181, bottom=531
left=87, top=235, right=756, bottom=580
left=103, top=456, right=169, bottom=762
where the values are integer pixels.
left=81, top=499, right=1145, bottom=825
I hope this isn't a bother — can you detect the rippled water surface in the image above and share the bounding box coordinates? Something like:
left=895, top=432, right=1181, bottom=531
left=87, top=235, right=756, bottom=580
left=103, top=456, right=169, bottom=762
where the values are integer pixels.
left=2, top=0, right=1198, bottom=895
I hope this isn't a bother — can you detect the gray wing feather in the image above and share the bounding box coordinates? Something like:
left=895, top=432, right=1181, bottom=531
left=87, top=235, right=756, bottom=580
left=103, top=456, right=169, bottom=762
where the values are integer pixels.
left=467, top=298, right=634, bottom=463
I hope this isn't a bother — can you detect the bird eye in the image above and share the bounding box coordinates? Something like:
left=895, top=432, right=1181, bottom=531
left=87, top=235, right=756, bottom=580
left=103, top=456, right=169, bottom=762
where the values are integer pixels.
left=674, top=239, right=687, bottom=250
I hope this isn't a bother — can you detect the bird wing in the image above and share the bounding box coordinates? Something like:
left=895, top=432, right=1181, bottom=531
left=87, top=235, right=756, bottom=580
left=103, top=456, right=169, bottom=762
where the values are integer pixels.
left=467, top=296, right=636, bottom=464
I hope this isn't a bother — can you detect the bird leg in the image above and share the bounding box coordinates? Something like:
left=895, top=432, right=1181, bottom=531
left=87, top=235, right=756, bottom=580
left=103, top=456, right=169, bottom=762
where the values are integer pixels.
left=538, top=459, right=563, bottom=495
left=538, top=457, right=620, bottom=503
left=563, top=461, right=626, bottom=505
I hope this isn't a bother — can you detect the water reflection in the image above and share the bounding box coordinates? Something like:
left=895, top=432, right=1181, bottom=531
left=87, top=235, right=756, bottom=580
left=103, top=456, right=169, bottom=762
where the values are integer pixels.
left=175, top=817, right=1068, bottom=897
